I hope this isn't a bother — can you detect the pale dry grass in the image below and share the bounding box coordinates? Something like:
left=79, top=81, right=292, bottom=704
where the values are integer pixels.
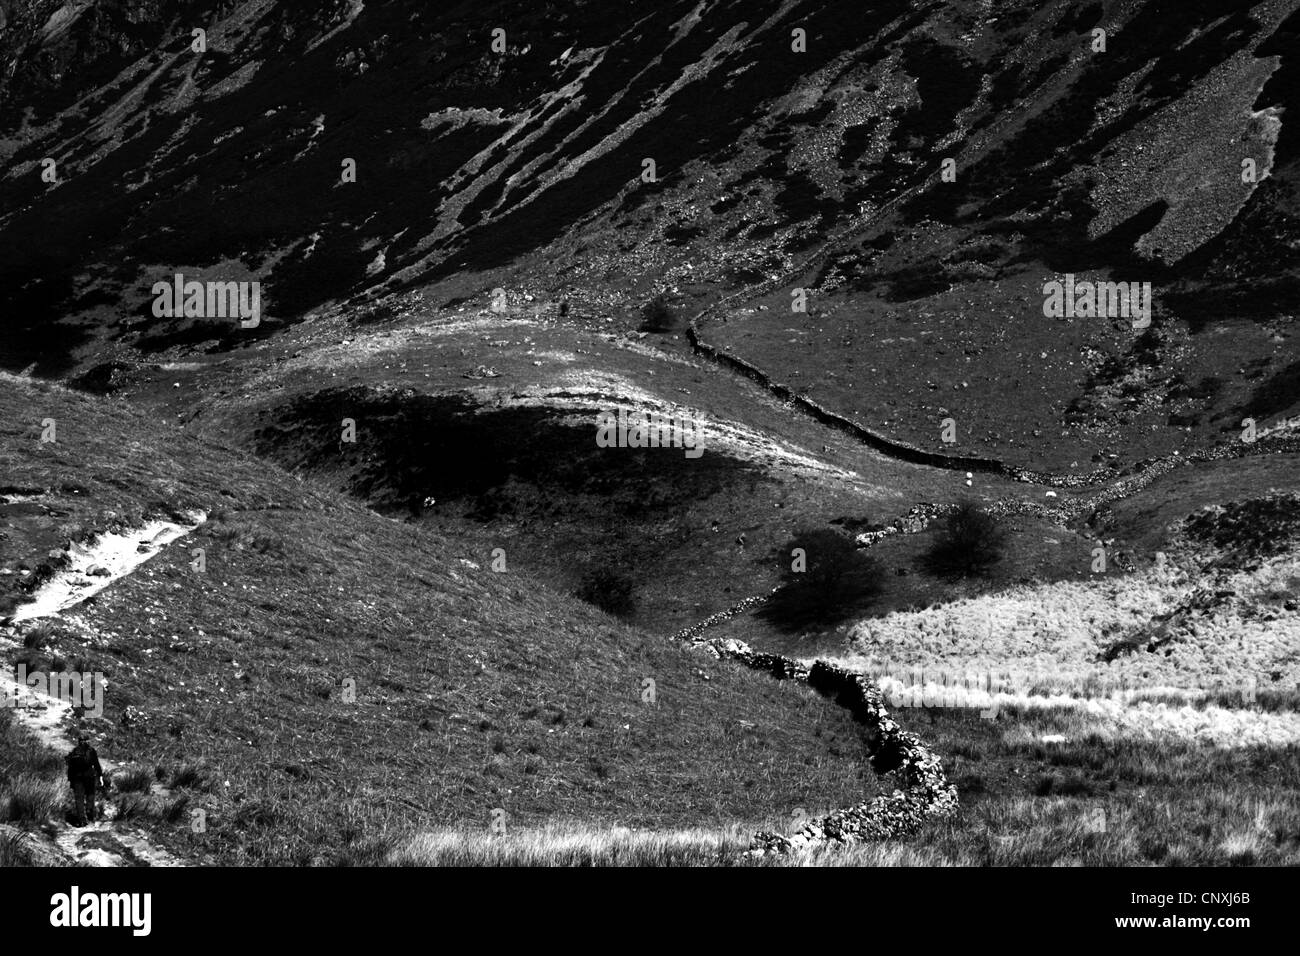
left=385, top=764, right=1300, bottom=866
left=392, top=825, right=974, bottom=866
left=832, top=553, right=1300, bottom=745
left=393, top=823, right=759, bottom=866
left=858, top=681, right=1300, bottom=747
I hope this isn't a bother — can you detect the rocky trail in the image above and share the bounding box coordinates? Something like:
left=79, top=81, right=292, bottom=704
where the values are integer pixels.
left=1, top=513, right=206, bottom=867
left=9, top=513, right=207, bottom=625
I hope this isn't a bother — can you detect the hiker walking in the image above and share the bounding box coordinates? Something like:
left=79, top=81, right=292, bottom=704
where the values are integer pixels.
left=66, top=734, right=105, bottom=826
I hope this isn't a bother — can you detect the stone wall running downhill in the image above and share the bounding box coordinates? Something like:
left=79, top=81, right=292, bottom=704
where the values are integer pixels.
left=693, top=634, right=959, bottom=855
left=687, top=321, right=1300, bottom=496
left=672, top=590, right=776, bottom=644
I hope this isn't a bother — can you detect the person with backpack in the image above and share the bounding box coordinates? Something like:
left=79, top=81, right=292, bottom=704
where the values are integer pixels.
left=66, top=734, right=105, bottom=826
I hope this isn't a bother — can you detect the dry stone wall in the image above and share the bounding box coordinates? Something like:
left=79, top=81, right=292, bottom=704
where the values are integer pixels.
left=696, top=635, right=958, bottom=855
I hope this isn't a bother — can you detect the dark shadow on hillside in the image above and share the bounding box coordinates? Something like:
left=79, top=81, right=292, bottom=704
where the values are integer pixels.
left=253, top=388, right=761, bottom=522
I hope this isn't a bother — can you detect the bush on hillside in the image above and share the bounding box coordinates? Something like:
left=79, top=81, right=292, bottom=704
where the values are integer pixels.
left=924, top=500, right=1006, bottom=577
left=761, top=528, right=883, bottom=631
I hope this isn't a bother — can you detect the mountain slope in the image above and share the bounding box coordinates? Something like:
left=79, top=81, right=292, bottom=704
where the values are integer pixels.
left=1, top=1, right=1295, bottom=481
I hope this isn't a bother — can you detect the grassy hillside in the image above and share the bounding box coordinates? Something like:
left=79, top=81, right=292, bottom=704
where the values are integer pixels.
left=0, top=374, right=882, bottom=864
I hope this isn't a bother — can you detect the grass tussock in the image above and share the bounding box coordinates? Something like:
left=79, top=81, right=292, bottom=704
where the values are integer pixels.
left=113, top=792, right=191, bottom=824
left=0, top=773, right=67, bottom=824
left=0, top=828, right=36, bottom=866
left=111, top=765, right=155, bottom=793
left=165, top=761, right=215, bottom=792
left=0, top=709, right=66, bottom=825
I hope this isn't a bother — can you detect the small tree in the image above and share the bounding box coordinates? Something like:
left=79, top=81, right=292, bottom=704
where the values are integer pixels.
left=639, top=294, right=680, bottom=333
left=924, top=500, right=1006, bottom=577
left=761, top=528, right=883, bottom=631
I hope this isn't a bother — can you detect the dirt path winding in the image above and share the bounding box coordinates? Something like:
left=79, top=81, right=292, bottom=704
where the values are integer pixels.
left=1, top=513, right=206, bottom=867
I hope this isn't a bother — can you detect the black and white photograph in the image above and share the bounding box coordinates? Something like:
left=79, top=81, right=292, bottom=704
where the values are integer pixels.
left=0, top=0, right=1295, bottom=933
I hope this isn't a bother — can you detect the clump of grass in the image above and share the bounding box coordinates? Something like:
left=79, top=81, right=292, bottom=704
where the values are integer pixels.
left=1218, top=831, right=1261, bottom=865
left=21, top=622, right=63, bottom=650
left=0, top=710, right=62, bottom=777
left=111, top=793, right=153, bottom=821
left=166, top=762, right=214, bottom=792
left=112, top=765, right=155, bottom=793
left=0, top=829, right=35, bottom=866
left=0, top=774, right=66, bottom=823
left=114, top=792, right=190, bottom=823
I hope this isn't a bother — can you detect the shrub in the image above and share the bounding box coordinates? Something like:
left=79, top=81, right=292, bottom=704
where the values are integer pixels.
left=575, top=567, right=637, bottom=618
left=761, top=528, right=883, bottom=630
left=639, top=294, right=681, bottom=333
left=114, top=792, right=190, bottom=823
left=924, top=500, right=1006, bottom=577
